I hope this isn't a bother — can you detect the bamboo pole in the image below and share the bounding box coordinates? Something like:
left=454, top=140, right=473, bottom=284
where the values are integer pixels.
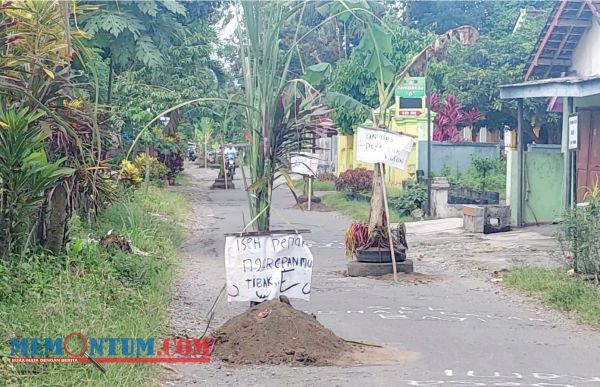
left=221, top=134, right=227, bottom=190
left=204, top=133, right=208, bottom=169
left=308, top=176, right=312, bottom=211
left=379, top=163, right=398, bottom=282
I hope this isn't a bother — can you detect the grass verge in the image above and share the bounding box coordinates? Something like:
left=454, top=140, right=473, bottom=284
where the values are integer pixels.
left=321, top=192, right=411, bottom=223
left=294, top=179, right=336, bottom=192
left=504, top=267, right=600, bottom=327
left=0, top=186, right=188, bottom=386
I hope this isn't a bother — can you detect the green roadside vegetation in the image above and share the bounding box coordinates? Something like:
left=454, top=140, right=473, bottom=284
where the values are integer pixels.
left=0, top=187, right=188, bottom=386
left=294, top=179, right=336, bottom=192
left=435, top=157, right=507, bottom=199
left=322, top=191, right=412, bottom=223
left=504, top=267, right=600, bottom=327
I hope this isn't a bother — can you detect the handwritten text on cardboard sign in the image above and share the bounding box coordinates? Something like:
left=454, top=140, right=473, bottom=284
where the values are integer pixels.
left=225, top=234, right=313, bottom=302
left=356, top=126, right=414, bottom=170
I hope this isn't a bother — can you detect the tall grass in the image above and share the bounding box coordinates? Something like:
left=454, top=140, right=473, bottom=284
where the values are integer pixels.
left=0, top=187, right=188, bottom=386
left=505, top=267, right=600, bottom=327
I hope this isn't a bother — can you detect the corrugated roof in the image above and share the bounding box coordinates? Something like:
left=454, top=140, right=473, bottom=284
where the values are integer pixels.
left=499, top=75, right=600, bottom=99
left=525, top=0, right=600, bottom=80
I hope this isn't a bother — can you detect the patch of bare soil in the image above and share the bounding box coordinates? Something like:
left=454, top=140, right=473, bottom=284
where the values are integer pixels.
left=368, top=272, right=440, bottom=284
left=339, top=343, right=418, bottom=366
left=212, top=299, right=351, bottom=365
left=292, top=202, right=333, bottom=212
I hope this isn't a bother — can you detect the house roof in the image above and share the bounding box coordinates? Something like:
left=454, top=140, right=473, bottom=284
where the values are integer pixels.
left=499, top=75, right=600, bottom=99
left=525, top=0, right=600, bottom=80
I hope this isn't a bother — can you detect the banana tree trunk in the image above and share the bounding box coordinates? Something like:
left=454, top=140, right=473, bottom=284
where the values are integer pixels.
left=368, top=163, right=386, bottom=232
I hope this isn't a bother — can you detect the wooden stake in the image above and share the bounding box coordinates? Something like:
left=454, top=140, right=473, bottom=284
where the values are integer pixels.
left=204, top=133, right=208, bottom=169
left=379, top=163, right=398, bottom=282
left=308, top=176, right=312, bottom=211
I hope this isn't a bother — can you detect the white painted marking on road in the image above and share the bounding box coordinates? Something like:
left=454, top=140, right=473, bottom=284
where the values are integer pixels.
left=378, top=314, right=408, bottom=320
left=445, top=370, right=453, bottom=376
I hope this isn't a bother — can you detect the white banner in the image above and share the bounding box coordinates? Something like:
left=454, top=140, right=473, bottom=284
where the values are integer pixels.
left=290, top=152, right=320, bottom=176
left=224, top=233, right=313, bottom=302
left=355, top=126, right=414, bottom=170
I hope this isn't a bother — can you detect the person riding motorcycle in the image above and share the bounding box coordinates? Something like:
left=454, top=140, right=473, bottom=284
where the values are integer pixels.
left=224, top=143, right=237, bottom=177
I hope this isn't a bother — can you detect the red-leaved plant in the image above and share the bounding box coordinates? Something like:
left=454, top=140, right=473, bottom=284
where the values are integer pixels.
left=430, top=93, right=481, bottom=142
left=335, top=168, right=374, bottom=192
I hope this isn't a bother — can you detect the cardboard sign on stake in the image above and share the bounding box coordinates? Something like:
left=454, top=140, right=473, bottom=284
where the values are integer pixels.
left=224, top=233, right=313, bottom=302
left=355, top=126, right=415, bottom=282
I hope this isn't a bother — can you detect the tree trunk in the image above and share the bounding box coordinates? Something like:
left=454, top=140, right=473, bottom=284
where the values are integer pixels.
left=44, top=184, right=68, bottom=255
left=368, top=163, right=386, bottom=232
left=164, top=109, right=182, bottom=136
left=107, top=57, right=114, bottom=104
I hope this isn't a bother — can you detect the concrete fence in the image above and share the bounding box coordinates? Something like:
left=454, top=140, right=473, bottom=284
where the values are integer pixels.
left=418, top=142, right=501, bottom=176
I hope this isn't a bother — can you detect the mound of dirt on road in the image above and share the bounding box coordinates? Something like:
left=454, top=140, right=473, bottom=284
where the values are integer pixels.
left=212, top=299, right=351, bottom=365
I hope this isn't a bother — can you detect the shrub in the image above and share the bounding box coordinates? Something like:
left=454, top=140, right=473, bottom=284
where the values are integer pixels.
left=436, top=157, right=506, bottom=194
left=390, top=181, right=427, bottom=216
left=335, top=168, right=373, bottom=192
left=118, top=160, right=143, bottom=186
left=558, top=182, right=600, bottom=278
left=317, top=172, right=337, bottom=182
left=472, top=156, right=501, bottom=191
left=134, top=153, right=169, bottom=182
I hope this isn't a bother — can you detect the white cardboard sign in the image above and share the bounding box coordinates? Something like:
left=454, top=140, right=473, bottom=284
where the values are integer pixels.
left=225, top=233, right=313, bottom=302
left=356, top=126, right=414, bottom=170
left=290, top=152, right=320, bottom=176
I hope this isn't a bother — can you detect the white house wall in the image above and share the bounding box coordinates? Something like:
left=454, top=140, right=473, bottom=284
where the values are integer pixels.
left=571, top=19, right=600, bottom=77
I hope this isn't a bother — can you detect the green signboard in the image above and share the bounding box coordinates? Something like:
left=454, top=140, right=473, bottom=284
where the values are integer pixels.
left=395, top=77, right=426, bottom=98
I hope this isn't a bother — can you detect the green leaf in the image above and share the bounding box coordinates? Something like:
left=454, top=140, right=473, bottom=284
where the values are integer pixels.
left=158, top=0, right=187, bottom=16
left=302, top=63, right=331, bottom=86
left=365, top=51, right=394, bottom=83
left=279, top=169, right=301, bottom=206
left=84, top=11, right=144, bottom=38
left=325, top=92, right=369, bottom=112
left=358, top=24, right=392, bottom=54
left=327, top=0, right=369, bottom=22
left=135, top=36, right=165, bottom=68
left=136, top=1, right=159, bottom=17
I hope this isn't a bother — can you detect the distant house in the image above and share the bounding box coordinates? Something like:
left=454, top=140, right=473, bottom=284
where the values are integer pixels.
left=500, top=0, right=600, bottom=226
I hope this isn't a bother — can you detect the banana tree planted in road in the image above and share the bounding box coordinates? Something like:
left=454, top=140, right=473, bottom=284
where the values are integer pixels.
left=322, top=19, right=480, bottom=255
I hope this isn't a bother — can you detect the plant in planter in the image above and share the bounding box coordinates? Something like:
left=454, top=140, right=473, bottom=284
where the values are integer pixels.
left=333, top=25, right=479, bottom=266
left=345, top=222, right=407, bottom=262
